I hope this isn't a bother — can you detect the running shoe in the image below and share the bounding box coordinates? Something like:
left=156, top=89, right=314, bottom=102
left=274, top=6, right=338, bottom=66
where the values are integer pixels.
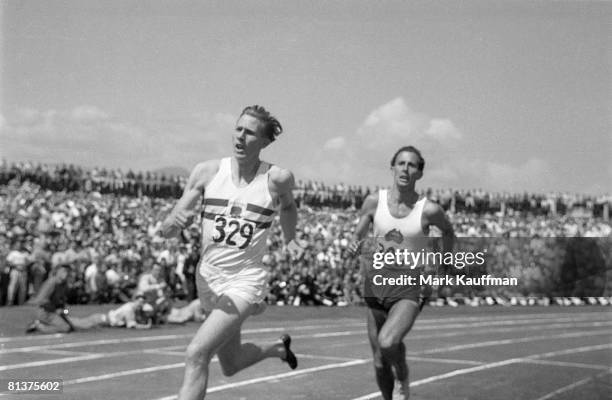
left=280, top=334, right=298, bottom=370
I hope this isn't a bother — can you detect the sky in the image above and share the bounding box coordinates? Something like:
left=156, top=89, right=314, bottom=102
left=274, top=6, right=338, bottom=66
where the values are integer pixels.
left=1, top=0, right=610, bottom=194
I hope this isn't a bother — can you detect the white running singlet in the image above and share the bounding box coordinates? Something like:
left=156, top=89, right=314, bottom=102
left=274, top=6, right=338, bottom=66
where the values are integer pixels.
left=366, top=189, right=429, bottom=302
left=197, top=158, right=278, bottom=306
left=373, top=189, right=428, bottom=254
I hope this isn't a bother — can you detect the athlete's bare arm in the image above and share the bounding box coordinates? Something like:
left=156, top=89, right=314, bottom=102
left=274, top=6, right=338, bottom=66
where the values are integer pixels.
left=160, top=160, right=220, bottom=238
left=349, top=193, right=379, bottom=255
left=269, top=167, right=297, bottom=244
left=269, top=167, right=304, bottom=259
left=422, top=201, right=455, bottom=266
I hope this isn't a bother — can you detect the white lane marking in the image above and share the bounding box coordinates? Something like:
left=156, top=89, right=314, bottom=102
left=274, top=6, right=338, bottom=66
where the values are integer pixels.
left=3, top=325, right=610, bottom=371
left=1, top=310, right=610, bottom=344
left=35, top=349, right=95, bottom=356
left=533, top=369, right=612, bottom=400
left=63, top=363, right=186, bottom=385
left=0, top=349, right=146, bottom=371
left=405, top=356, right=484, bottom=366
left=0, top=333, right=65, bottom=343
left=0, top=323, right=363, bottom=353
left=56, top=340, right=610, bottom=399
left=415, top=330, right=612, bottom=354
left=0, top=354, right=106, bottom=371
left=327, top=322, right=612, bottom=348
left=350, top=357, right=525, bottom=400
left=329, top=320, right=612, bottom=348
left=413, top=315, right=612, bottom=331
left=0, top=334, right=193, bottom=355
left=150, top=345, right=185, bottom=351
left=266, top=320, right=612, bottom=342
left=294, top=353, right=362, bottom=362
left=349, top=343, right=612, bottom=400
left=417, top=311, right=612, bottom=325
left=152, top=359, right=370, bottom=400
left=520, top=359, right=611, bottom=371
left=62, top=352, right=362, bottom=387
left=3, top=315, right=611, bottom=354
left=0, top=322, right=364, bottom=345
left=298, top=330, right=362, bottom=339
left=528, top=343, right=612, bottom=359
left=143, top=349, right=185, bottom=357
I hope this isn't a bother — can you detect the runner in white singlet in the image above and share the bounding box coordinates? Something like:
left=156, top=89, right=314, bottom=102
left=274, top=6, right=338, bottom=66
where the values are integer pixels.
left=160, top=105, right=302, bottom=400
left=350, top=146, right=455, bottom=400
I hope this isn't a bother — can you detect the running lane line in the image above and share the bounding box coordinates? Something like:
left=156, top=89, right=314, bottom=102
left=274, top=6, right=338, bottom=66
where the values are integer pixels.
left=533, top=369, right=612, bottom=400
left=151, top=359, right=370, bottom=400
left=349, top=343, right=612, bottom=400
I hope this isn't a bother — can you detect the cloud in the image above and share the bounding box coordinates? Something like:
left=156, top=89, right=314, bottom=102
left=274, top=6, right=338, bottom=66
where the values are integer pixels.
left=1, top=106, right=238, bottom=171
left=357, top=97, right=461, bottom=145
left=425, top=118, right=462, bottom=141
left=70, top=106, right=110, bottom=122
left=357, top=97, right=426, bottom=142
left=323, top=136, right=346, bottom=150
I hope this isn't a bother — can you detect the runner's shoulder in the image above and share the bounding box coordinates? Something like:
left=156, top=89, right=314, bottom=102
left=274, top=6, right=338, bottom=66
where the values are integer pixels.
left=361, top=193, right=379, bottom=214
left=189, top=160, right=221, bottom=189
left=268, top=165, right=294, bottom=192
left=422, top=197, right=445, bottom=218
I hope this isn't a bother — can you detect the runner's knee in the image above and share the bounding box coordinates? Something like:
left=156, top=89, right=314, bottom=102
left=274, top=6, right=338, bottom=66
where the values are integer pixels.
left=185, top=342, right=214, bottom=367
left=378, top=331, right=402, bottom=353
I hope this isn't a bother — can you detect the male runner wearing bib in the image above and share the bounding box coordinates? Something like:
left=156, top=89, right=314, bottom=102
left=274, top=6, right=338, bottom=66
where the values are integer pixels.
left=350, top=146, right=454, bottom=400
left=160, top=105, right=301, bottom=400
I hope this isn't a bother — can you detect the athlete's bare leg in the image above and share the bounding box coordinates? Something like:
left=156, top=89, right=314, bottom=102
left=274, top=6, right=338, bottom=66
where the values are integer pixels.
left=177, top=295, right=288, bottom=400
left=216, top=304, right=286, bottom=376
left=28, top=318, right=71, bottom=334
left=367, top=306, right=394, bottom=400
left=177, top=295, right=248, bottom=400
left=378, top=299, right=420, bottom=399
left=70, top=313, right=107, bottom=329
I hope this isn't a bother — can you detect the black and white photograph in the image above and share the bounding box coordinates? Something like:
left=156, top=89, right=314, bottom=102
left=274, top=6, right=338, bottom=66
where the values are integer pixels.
left=1, top=1, right=610, bottom=399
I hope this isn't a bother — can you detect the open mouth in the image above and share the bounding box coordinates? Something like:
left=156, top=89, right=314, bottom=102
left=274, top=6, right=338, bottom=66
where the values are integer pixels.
left=234, top=143, right=245, bottom=152
left=398, top=176, right=411, bottom=184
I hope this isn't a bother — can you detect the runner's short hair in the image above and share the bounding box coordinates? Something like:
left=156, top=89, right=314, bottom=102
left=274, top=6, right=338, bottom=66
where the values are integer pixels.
left=239, top=105, right=283, bottom=142
left=390, top=146, right=425, bottom=171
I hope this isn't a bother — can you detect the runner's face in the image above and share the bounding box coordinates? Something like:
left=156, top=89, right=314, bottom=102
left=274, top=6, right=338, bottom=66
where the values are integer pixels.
left=391, top=151, right=422, bottom=187
left=233, top=115, right=269, bottom=159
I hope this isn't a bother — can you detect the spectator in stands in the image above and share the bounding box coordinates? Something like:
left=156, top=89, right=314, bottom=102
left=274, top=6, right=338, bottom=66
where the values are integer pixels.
left=2, top=161, right=610, bottom=309
left=6, top=238, right=32, bottom=305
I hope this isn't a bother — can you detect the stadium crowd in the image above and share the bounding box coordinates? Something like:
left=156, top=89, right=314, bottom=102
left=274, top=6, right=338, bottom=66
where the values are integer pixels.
left=1, top=160, right=610, bottom=308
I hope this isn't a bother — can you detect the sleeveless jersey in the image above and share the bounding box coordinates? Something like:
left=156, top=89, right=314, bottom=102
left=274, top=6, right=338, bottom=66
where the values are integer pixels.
left=199, top=158, right=277, bottom=275
left=373, top=189, right=428, bottom=255
left=365, top=189, right=428, bottom=301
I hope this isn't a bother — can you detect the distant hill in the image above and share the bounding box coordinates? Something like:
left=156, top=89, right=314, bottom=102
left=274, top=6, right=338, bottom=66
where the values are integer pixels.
left=153, top=166, right=190, bottom=177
